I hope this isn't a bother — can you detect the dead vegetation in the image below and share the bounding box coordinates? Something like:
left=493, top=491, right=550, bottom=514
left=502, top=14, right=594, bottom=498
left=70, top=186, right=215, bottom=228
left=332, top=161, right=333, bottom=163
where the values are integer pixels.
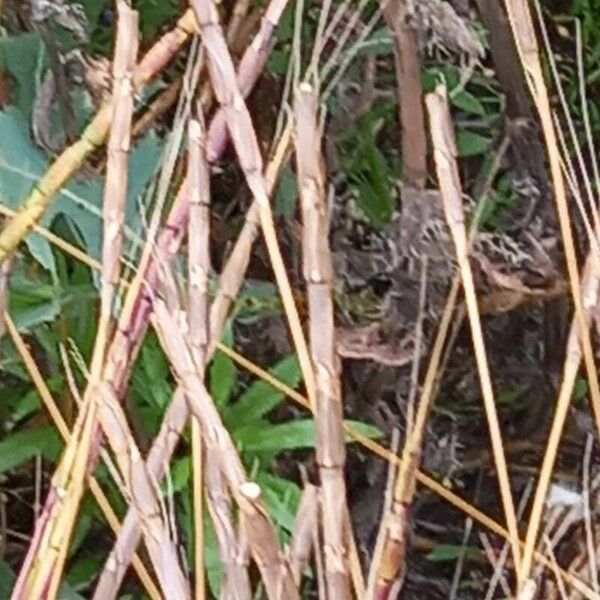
left=1, top=0, right=600, bottom=598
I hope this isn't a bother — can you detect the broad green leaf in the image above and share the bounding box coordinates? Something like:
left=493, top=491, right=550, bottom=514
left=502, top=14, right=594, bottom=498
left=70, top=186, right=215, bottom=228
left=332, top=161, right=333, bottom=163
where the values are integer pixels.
left=0, top=427, right=61, bottom=474
left=136, top=0, right=180, bottom=39
left=57, top=583, right=86, bottom=600
left=223, top=354, right=301, bottom=426
left=11, top=389, right=41, bottom=423
left=235, top=419, right=317, bottom=453
left=235, top=418, right=381, bottom=453
left=234, top=280, right=281, bottom=323
left=66, top=554, right=104, bottom=592
left=457, top=130, right=490, bottom=157
left=70, top=511, right=93, bottom=558
left=0, top=33, right=44, bottom=120
left=0, top=110, right=162, bottom=272
left=203, top=509, right=222, bottom=597
left=451, top=90, right=485, bottom=116
left=9, top=272, right=98, bottom=330
left=136, top=334, right=171, bottom=409
left=8, top=277, right=60, bottom=328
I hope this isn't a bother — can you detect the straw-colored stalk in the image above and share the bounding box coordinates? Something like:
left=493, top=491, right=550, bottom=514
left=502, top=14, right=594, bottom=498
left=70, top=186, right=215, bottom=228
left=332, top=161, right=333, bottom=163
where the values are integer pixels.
left=0, top=10, right=197, bottom=263
left=288, top=484, right=319, bottom=586
left=93, top=124, right=291, bottom=597
left=12, top=9, right=145, bottom=598
left=97, top=0, right=138, bottom=360
left=205, top=0, right=290, bottom=163
left=8, top=208, right=597, bottom=599
left=187, top=113, right=211, bottom=600
left=426, top=84, right=522, bottom=584
left=501, top=0, right=600, bottom=588
left=3, top=311, right=161, bottom=600
left=94, top=383, right=191, bottom=599
left=366, top=136, right=512, bottom=599
left=151, top=277, right=299, bottom=599
left=190, top=0, right=317, bottom=408
left=294, top=82, right=352, bottom=599
left=217, top=346, right=598, bottom=600
left=204, top=445, right=251, bottom=598
left=18, top=6, right=289, bottom=593
left=45, top=7, right=191, bottom=596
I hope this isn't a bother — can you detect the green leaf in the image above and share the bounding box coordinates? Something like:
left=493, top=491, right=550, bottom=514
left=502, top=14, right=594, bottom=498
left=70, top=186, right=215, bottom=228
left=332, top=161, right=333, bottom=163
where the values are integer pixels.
left=235, top=419, right=317, bottom=453
left=203, top=509, right=223, bottom=597
left=8, top=276, right=60, bottom=328
left=57, top=582, right=86, bottom=600
left=136, top=0, right=180, bottom=39
left=167, top=457, right=191, bottom=495
left=236, top=418, right=380, bottom=453
left=457, top=130, right=490, bottom=157
left=0, top=110, right=163, bottom=272
left=427, top=543, right=480, bottom=562
left=574, top=377, right=589, bottom=402
left=137, top=334, right=171, bottom=409
left=66, top=553, right=103, bottom=592
left=344, top=420, right=382, bottom=442
left=275, top=164, right=298, bottom=219
left=209, top=351, right=236, bottom=409
left=354, top=27, right=393, bottom=56
left=0, top=427, right=62, bottom=474
left=451, top=90, right=485, bottom=116
left=223, top=354, right=301, bottom=426
left=0, top=33, right=44, bottom=120
left=354, top=175, right=394, bottom=226
left=256, top=472, right=301, bottom=533
left=0, top=561, right=15, bottom=600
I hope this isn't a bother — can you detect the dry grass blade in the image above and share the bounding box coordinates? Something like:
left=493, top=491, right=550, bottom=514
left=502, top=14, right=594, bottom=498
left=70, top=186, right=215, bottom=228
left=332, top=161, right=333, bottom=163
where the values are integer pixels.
left=426, top=83, right=522, bottom=585
left=151, top=276, right=298, bottom=599
left=95, top=382, right=191, bottom=599
left=11, top=9, right=145, bottom=597
left=18, top=6, right=288, bottom=593
left=205, top=0, right=290, bottom=163
left=502, top=0, right=600, bottom=586
left=217, top=344, right=599, bottom=599
left=3, top=312, right=161, bottom=600
left=288, top=484, right=319, bottom=586
left=0, top=10, right=197, bottom=264
left=93, top=124, right=292, bottom=597
left=190, top=0, right=317, bottom=408
left=6, top=198, right=597, bottom=598
left=294, top=81, right=352, bottom=599
left=187, top=112, right=211, bottom=600
left=94, top=0, right=138, bottom=388
left=204, top=446, right=251, bottom=598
